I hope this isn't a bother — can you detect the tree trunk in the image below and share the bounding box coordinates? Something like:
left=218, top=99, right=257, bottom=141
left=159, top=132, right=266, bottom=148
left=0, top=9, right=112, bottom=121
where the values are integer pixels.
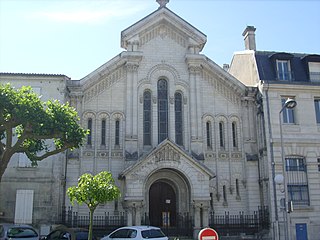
left=88, top=208, right=94, bottom=240
left=0, top=151, right=14, bottom=182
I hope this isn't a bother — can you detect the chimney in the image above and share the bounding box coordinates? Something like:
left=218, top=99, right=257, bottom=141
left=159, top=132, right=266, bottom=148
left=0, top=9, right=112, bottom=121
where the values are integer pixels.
left=223, top=64, right=230, bottom=72
left=242, top=26, right=256, bottom=50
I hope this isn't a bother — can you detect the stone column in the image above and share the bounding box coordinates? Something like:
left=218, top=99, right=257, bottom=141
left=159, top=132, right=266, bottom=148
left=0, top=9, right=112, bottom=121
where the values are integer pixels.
left=188, top=64, right=203, bottom=153
left=202, top=204, right=210, bottom=227
left=122, top=51, right=142, bottom=153
left=135, top=202, right=143, bottom=225
left=127, top=207, right=133, bottom=226
left=123, top=200, right=144, bottom=226
left=125, top=62, right=139, bottom=154
left=193, top=200, right=210, bottom=238
left=188, top=65, right=198, bottom=140
left=193, top=202, right=201, bottom=239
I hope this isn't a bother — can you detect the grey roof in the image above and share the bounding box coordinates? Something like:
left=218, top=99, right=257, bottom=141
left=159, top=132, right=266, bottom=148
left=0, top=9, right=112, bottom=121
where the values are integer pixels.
left=255, top=51, right=320, bottom=83
left=0, top=72, right=69, bottom=78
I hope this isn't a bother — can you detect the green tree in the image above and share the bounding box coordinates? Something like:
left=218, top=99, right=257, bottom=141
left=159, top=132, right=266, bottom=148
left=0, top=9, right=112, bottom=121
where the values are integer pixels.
left=67, top=171, right=121, bottom=240
left=0, top=83, right=87, bottom=181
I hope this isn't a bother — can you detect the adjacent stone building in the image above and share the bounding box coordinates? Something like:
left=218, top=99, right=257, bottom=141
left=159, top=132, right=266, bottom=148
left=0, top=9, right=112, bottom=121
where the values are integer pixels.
left=229, top=26, right=320, bottom=240
left=0, top=74, right=70, bottom=224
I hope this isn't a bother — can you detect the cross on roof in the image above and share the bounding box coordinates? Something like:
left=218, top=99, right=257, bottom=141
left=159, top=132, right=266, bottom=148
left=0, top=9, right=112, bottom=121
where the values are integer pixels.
left=157, top=0, right=169, bottom=8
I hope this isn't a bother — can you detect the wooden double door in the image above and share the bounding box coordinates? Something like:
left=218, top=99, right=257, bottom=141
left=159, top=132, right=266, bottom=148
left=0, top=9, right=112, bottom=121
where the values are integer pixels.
left=149, top=181, right=176, bottom=227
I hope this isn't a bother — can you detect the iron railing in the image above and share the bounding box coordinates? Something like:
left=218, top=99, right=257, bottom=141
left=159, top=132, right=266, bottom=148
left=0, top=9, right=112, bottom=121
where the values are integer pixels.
left=61, top=207, right=126, bottom=234
left=209, top=206, right=270, bottom=236
left=61, top=206, right=269, bottom=238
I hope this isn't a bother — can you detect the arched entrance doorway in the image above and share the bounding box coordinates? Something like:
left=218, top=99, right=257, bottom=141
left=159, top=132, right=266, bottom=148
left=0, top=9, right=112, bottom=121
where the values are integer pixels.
left=149, top=181, right=176, bottom=227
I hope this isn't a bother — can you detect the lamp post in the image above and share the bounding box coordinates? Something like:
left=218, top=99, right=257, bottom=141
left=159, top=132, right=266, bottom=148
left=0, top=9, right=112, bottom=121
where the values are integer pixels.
left=278, top=98, right=297, bottom=240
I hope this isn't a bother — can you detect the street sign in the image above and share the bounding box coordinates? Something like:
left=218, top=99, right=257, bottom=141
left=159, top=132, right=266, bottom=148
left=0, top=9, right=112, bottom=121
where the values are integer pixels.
left=198, top=228, right=219, bottom=240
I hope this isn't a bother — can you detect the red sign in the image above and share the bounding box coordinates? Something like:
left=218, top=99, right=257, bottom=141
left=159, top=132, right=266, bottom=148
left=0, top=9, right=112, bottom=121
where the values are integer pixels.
left=198, top=228, right=219, bottom=240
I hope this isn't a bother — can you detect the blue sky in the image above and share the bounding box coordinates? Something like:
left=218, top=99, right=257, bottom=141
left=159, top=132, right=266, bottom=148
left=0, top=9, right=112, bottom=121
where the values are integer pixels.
left=0, top=0, right=319, bottom=80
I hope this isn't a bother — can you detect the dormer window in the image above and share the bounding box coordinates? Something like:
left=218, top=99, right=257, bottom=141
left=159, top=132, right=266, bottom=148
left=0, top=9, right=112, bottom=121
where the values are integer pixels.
left=276, top=59, right=293, bottom=81
left=269, top=52, right=294, bottom=81
left=308, top=62, right=320, bottom=82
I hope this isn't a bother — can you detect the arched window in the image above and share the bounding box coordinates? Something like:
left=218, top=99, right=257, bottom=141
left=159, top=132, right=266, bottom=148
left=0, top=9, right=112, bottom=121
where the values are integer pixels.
left=223, top=185, right=227, bottom=203
left=101, top=119, right=106, bottom=146
left=206, top=121, right=212, bottom=148
left=236, top=179, right=240, bottom=197
left=232, top=122, right=238, bottom=148
left=175, top=92, right=183, bottom=146
left=158, top=79, right=168, bottom=143
left=143, top=91, right=152, bottom=146
left=219, top=121, right=225, bottom=149
left=115, top=120, right=120, bottom=146
left=87, top=118, right=92, bottom=145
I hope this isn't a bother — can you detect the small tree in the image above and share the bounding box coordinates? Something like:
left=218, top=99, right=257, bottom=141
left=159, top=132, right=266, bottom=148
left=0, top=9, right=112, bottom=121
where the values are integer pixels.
left=67, top=171, right=121, bottom=240
left=0, top=83, right=87, bottom=181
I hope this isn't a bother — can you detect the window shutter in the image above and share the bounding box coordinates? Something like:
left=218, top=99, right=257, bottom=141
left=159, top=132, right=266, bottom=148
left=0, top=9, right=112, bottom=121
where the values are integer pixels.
left=14, top=189, right=34, bottom=224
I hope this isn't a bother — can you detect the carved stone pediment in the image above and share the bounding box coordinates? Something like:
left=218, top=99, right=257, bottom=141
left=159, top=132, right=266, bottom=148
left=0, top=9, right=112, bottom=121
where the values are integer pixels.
left=119, top=139, right=215, bottom=180
left=121, top=7, right=206, bottom=52
left=154, top=144, right=181, bottom=163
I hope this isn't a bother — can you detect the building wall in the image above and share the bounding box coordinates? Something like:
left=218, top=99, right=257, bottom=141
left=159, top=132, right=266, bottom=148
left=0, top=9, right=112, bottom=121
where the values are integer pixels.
left=0, top=74, right=69, bottom=225
left=230, top=44, right=320, bottom=239
left=262, top=83, right=320, bottom=240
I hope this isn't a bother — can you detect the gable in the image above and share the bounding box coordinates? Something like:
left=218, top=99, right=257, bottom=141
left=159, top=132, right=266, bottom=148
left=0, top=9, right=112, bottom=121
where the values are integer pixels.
left=120, top=139, right=215, bottom=180
left=121, top=7, right=206, bottom=53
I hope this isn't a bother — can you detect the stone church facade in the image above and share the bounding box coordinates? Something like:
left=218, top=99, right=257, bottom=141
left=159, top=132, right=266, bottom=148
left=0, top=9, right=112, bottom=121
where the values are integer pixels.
left=64, top=0, right=261, bottom=233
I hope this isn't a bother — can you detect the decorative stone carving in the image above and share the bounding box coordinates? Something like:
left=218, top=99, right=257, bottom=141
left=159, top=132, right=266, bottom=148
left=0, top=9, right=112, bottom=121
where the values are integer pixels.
left=125, top=62, right=139, bottom=72
left=154, top=145, right=180, bottom=162
left=111, top=151, right=123, bottom=158
left=231, top=153, right=242, bottom=159
left=218, top=153, right=228, bottom=159
left=140, top=24, right=187, bottom=48
left=205, top=152, right=215, bottom=159
left=157, top=0, right=169, bottom=8
left=112, top=113, right=123, bottom=120
left=203, top=70, right=241, bottom=105
left=192, top=151, right=205, bottom=161
left=83, top=151, right=93, bottom=157
left=99, top=152, right=108, bottom=158
left=126, top=151, right=139, bottom=161
left=246, top=153, right=258, bottom=161
left=84, top=67, right=125, bottom=102
left=188, top=65, right=202, bottom=74
left=152, top=96, right=157, bottom=104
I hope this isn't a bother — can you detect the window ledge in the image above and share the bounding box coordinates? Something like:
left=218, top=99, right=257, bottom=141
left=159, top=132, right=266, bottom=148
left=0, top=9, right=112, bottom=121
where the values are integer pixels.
left=283, top=124, right=301, bottom=132
left=291, top=205, right=313, bottom=212
left=16, top=166, right=37, bottom=171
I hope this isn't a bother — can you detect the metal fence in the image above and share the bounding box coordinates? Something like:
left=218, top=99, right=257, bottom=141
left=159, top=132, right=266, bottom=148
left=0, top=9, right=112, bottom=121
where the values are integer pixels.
left=141, top=212, right=194, bottom=237
left=61, top=207, right=126, bottom=235
left=61, top=206, right=269, bottom=238
left=209, top=206, right=270, bottom=236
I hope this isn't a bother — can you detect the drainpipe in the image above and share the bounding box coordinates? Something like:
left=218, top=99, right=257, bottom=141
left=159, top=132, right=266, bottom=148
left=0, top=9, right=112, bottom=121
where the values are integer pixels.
left=61, top=151, right=68, bottom=222
left=264, top=81, right=280, bottom=240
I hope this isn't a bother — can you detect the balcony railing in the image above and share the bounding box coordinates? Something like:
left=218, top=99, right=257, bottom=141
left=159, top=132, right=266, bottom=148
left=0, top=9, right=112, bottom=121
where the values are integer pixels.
left=277, top=71, right=294, bottom=81
left=310, top=72, right=320, bottom=82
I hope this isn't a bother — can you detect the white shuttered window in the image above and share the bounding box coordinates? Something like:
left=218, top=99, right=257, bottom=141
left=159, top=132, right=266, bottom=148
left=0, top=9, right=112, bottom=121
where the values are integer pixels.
left=14, top=189, right=34, bottom=224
